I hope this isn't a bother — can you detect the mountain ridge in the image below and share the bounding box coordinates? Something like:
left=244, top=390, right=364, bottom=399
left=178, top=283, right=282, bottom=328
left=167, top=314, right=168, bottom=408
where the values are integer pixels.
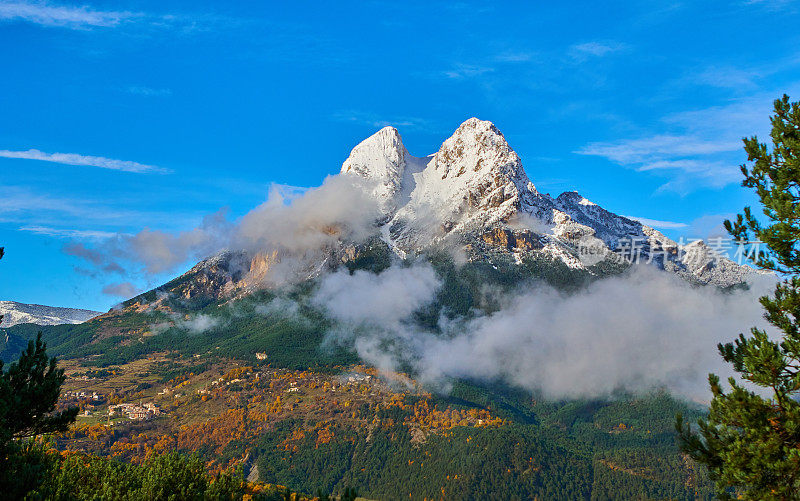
left=118, top=117, right=757, bottom=308
left=0, top=121, right=746, bottom=501
left=339, top=117, right=755, bottom=287
left=0, top=300, right=100, bottom=327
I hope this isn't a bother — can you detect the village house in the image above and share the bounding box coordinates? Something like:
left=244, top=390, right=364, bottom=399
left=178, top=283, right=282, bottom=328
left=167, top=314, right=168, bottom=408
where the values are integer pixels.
left=108, top=402, right=162, bottom=421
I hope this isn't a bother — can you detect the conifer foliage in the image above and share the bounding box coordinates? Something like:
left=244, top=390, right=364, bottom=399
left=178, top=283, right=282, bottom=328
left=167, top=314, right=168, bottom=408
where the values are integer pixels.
left=0, top=333, right=79, bottom=444
left=678, top=95, right=800, bottom=500
left=0, top=246, right=78, bottom=448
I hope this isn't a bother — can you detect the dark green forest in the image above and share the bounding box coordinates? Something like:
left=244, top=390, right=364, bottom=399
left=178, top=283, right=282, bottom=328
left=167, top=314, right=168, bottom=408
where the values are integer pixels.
left=0, top=250, right=716, bottom=499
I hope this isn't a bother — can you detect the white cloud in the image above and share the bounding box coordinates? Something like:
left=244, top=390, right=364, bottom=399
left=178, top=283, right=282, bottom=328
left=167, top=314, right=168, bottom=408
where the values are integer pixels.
left=416, top=267, right=773, bottom=400
left=577, top=137, right=741, bottom=193
left=101, top=281, right=138, bottom=298
left=313, top=263, right=440, bottom=327
left=316, top=263, right=775, bottom=401
left=68, top=175, right=382, bottom=279
left=0, top=1, right=137, bottom=29
left=662, top=97, right=774, bottom=138
left=623, top=216, right=688, bottom=230
left=578, top=134, right=738, bottom=164
left=0, top=148, right=169, bottom=174
left=126, top=86, right=172, bottom=97
left=332, top=111, right=436, bottom=131
left=494, top=51, right=535, bottom=63
left=19, top=225, right=117, bottom=239
left=443, top=63, right=495, bottom=79
left=254, top=297, right=300, bottom=318
left=575, top=94, right=786, bottom=193
left=570, top=41, right=629, bottom=60
left=148, top=311, right=225, bottom=335
left=741, top=0, right=796, bottom=11
left=644, top=160, right=743, bottom=192
left=179, top=313, right=222, bottom=334
left=0, top=186, right=124, bottom=222
left=687, top=66, right=761, bottom=90
left=687, top=214, right=736, bottom=240
left=0, top=185, right=198, bottom=237
left=0, top=1, right=233, bottom=33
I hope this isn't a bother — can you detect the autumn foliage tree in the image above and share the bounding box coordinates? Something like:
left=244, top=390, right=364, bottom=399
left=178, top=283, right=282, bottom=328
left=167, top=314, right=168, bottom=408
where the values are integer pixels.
left=0, top=249, right=248, bottom=499
left=677, top=95, right=800, bottom=499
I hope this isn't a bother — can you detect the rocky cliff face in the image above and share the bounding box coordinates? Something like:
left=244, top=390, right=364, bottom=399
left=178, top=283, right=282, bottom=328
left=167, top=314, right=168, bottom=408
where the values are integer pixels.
left=124, top=238, right=391, bottom=306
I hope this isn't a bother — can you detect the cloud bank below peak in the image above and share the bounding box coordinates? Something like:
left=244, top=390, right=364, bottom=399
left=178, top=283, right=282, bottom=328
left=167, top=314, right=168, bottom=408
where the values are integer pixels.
left=68, top=174, right=382, bottom=279
left=313, top=262, right=775, bottom=401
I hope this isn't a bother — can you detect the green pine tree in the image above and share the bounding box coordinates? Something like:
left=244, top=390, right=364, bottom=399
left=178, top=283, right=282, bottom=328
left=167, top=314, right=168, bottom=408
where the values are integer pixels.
left=0, top=246, right=77, bottom=446
left=0, top=248, right=79, bottom=496
left=340, top=487, right=358, bottom=501
left=0, top=333, right=79, bottom=445
left=677, top=95, right=800, bottom=500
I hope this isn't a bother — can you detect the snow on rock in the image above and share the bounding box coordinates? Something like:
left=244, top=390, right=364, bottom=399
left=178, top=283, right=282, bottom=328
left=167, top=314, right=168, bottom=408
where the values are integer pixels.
left=114, top=117, right=762, bottom=310
left=340, top=126, right=411, bottom=215
left=554, top=191, right=642, bottom=248
left=342, top=118, right=559, bottom=251
left=667, top=239, right=759, bottom=287
left=0, top=301, right=100, bottom=327
left=397, top=119, right=543, bottom=231
left=340, top=118, right=759, bottom=287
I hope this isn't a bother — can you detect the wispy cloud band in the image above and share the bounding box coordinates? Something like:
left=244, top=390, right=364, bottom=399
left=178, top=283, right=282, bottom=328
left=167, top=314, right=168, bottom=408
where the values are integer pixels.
left=332, top=111, right=438, bottom=132
left=578, top=134, right=739, bottom=164
left=0, top=1, right=136, bottom=29
left=623, top=216, right=688, bottom=230
left=0, top=1, right=227, bottom=32
left=569, top=41, right=629, bottom=60
left=126, top=86, right=172, bottom=97
left=0, top=148, right=169, bottom=174
left=19, top=225, right=117, bottom=239
left=574, top=94, right=787, bottom=193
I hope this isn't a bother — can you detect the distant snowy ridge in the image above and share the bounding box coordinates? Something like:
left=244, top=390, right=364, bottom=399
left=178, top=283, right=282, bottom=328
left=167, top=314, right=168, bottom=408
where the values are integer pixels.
left=0, top=301, right=100, bottom=327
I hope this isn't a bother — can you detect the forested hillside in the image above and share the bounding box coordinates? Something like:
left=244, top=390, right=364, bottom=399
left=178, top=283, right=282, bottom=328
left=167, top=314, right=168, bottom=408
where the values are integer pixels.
left=0, top=251, right=719, bottom=499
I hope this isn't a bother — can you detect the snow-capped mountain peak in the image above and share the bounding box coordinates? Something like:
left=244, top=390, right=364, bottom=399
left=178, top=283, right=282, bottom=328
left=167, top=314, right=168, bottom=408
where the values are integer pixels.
left=554, top=190, right=643, bottom=248
left=339, top=119, right=758, bottom=286
left=79, top=119, right=762, bottom=311
left=172, top=118, right=757, bottom=301
left=341, top=118, right=558, bottom=249
left=557, top=191, right=595, bottom=206
left=432, top=118, right=527, bottom=185
left=340, top=126, right=412, bottom=214
left=340, top=126, right=407, bottom=183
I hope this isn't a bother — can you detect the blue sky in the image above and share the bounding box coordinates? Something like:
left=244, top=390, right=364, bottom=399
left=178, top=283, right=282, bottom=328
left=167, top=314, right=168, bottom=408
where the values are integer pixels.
left=1, top=0, right=799, bottom=311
